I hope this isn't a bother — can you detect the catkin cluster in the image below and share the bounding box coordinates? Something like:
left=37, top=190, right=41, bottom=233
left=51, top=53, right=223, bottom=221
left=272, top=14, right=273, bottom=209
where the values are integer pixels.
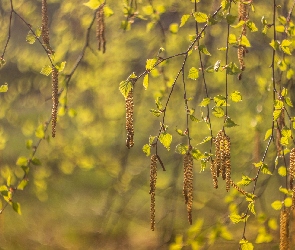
left=183, top=152, right=193, bottom=225
left=125, top=89, right=134, bottom=148
left=212, top=130, right=231, bottom=192
left=149, top=154, right=158, bottom=231
left=280, top=209, right=290, bottom=250
left=51, top=67, right=59, bottom=137
left=96, top=4, right=106, bottom=53
left=41, top=0, right=52, bottom=54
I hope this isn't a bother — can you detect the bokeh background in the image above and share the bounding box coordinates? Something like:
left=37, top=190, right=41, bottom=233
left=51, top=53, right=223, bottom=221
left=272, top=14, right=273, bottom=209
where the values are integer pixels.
left=0, top=0, right=294, bottom=249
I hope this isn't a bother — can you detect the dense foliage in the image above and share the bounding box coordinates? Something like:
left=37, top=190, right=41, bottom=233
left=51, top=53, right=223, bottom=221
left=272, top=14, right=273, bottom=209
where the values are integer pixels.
left=0, top=0, right=295, bottom=249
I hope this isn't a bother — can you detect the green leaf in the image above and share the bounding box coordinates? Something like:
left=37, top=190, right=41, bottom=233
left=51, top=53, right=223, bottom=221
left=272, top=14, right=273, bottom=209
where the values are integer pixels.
left=104, top=5, right=114, bottom=17
left=175, top=128, right=186, bottom=136
left=287, top=69, right=294, bottom=79
left=284, top=197, right=292, bottom=207
left=199, top=98, right=211, bottom=107
left=230, top=91, right=242, bottom=102
left=142, top=144, right=151, bottom=156
left=169, top=23, right=179, bottom=34
left=198, top=45, right=211, bottom=56
left=146, top=58, right=157, bottom=70
left=214, top=95, right=226, bottom=107
left=248, top=202, right=255, bottom=215
left=31, top=157, right=41, bottom=166
left=83, top=0, right=100, bottom=9
left=273, top=109, right=281, bottom=121
left=246, top=21, right=258, bottom=32
left=12, top=202, right=22, bottom=215
left=143, top=74, right=149, bottom=90
left=278, top=166, right=287, bottom=176
left=226, top=14, right=237, bottom=25
left=239, top=239, right=254, bottom=250
left=269, top=39, right=280, bottom=50
left=285, top=97, right=293, bottom=107
left=26, top=30, right=38, bottom=44
left=228, top=34, right=237, bottom=45
left=26, top=139, right=33, bottom=149
left=221, top=0, right=230, bottom=10
left=212, top=107, right=224, bottom=118
left=55, top=61, right=66, bottom=72
left=175, top=143, right=188, bottom=155
left=35, top=123, right=45, bottom=139
left=279, top=186, right=290, bottom=195
left=119, top=80, right=132, bottom=98
left=17, top=179, right=28, bottom=190
left=149, top=109, right=162, bottom=117
left=271, top=200, right=282, bottom=210
left=159, top=132, right=172, bottom=150
left=149, top=136, right=156, bottom=145
left=16, top=156, right=28, bottom=167
left=40, top=65, right=52, bottom=76
left=237, top=175, right=253, bottom=186
left=224, top=117, right=238, bottom=127
left=190, top=115, right=199, bottom=122
left=231, top=20, right=245, bottom=29
left=188, top=67, right=199, bottom=80
left=229, top=213, right=249, bottom=224
left=198, top=136, right=212, bottom=145
left=180, top=14, right=190, bottom=27
left=193, top=12, right=208, bottom=23
left=264, top=128, right=272, bottom=141
left=226, top=62, right=242, bottom=75
left=240, top=35, right=251, bottom=47
left=0, top=84, right=8, bottom=92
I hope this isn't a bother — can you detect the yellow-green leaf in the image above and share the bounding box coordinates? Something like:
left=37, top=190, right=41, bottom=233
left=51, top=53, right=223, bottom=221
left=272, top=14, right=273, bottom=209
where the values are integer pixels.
left=230, top=91, right=242, bottom=102
left=146, top=58, right=157, bottom=70
left=142, top=144, right=151, bottom=156
left=180, top=14, right=190, bottom=27
left=169, top=23, right=179, bottom=34
left=16, top=156, right=28, bottom=167
left=83, top=0, right=101, bottom=9
left=0, top=84, right=8, bottom=92
left=193, top=12, right=208, bottom=23
left=40, top=65, right=52, bottom=76
left=143, top=74, right=149, bottom=90
left=240, top=35, right=251, bottom=47
left=188, top=67, right=199, bottom=80
left=119, top=80, right=132, bottom=98
left=159, top=132, right=172, bottom=151
left=271, top=200, right=282, bottom=210
left=12, top=202, right=22, bottom=215
left=264, top=128, right=272, bottom=141
left=278, top=166, right=287, bottom=176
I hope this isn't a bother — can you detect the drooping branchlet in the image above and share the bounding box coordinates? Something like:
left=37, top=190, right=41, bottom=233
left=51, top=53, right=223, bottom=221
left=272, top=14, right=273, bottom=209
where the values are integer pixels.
left=41, top=0, right=52, bottom=54
left=51, top=67, right=58, bottom=137
left=183, top=152, right=193, bottom=224
left=125, top=89, right=134, bottom=148
left=96, top=4, right=106, bottom=53
left=280, top=208, right=290, bottom=250
left=149, top=154, right=158, bottom=231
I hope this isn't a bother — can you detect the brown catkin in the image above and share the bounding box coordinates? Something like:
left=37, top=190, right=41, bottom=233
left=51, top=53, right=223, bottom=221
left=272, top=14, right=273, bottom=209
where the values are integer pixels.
left=230, top=180, right=247, bottom=196
left=96, top=4, right=106, bottom=53
left=41, top=0, right=52, bottom=53
left=183, top=152, right=193, bottom=225
left=290, top=148, right=295, bottom=202
left=149, top=154, right=158, bottom=231
left=224, top=134, right=231, bottom=192
left=237, top=46, right=245, bottom=71
left=280, top=209, right=290, bottom=250
left=51, top=67, right=58, bottom=137
left=292, top=186, right=295, bottom=210
left=125, top=89, right=134, bottom=148
left=210, top=160, right=218, bottom=189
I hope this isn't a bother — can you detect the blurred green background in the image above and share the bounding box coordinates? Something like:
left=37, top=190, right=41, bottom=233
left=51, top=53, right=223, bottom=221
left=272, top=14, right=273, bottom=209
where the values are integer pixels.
left=0, top=0, right=294, bottom=249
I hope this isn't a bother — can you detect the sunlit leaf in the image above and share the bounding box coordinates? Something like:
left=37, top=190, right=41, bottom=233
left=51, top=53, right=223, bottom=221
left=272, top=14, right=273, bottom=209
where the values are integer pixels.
left=159, top=132, right=172, bottom=150
left=175, top=143, right=188, bottom=155
left=278, top=166, right=287, bottom=176
left=55, top=61, right=66, bottom=72
left=180, top=14, right=190, bottom=27
left=83, top=0, right=101, bottom=9
left=240, top=35, right=251, bottom=47
left=35, top=123, right=45, bottom=139
left=146, top=58, right=157, bottom=70
left=284, top=197, right=292, bottom=207
left=119, top=80, right=132, bottom=98
left=188, top=67, right=199, bottom=80
left=230, top=91, right=242, bottom=102
left=271, top=200, right=282, bottom=210
left=142, top=144, right=151, bottom=156
left=16, top=156, right=28, bottom=167
left=193, top=12, right=208, bottom=23
left=40, top=65, right=52, bottom=76
left=0, top=84, right=8, bottom=92
left=264, top=128, right=272, bottom=141
left=17, top=179, right=28, bottom=190
left=12, top=202, right=22, bottom=215
left=143, top=74, right=149, bottom=90
left=169, top=23, right=179, bottom=34
left=212, top=106, right=224, bottom=118
left=150, top=109, right=161, bottom=117
left=224, top=117, right=238, bottom=127
left=199, top=98, right=211, bottom=107
left=198, top=45, right=211, bottom=56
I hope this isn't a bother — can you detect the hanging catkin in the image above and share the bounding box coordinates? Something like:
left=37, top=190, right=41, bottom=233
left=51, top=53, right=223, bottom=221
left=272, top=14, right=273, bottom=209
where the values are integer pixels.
left=149, top=154, right=158, bottom=231
left=183, top=152, right=193, bottom=224
left=51, top=67, right=58, bottom=137
left=41, top=0, right=52, bottom=53
left=96, top=4, right=106, bottom=53
left=210, top=159, right=218, bottom=189
left=290, top=148, right=295, bottom=209
left=125, top=89, right=134, bottom=148
left=280, top=209, right=290, bottom=250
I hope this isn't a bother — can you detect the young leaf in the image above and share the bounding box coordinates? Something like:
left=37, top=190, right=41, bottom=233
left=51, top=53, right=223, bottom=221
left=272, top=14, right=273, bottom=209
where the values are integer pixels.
left=198, top=45, right=211, bottom=56
left=55, top=61, right=66, bottom=72
left=228, top=34, right=237, bottom=44
left=150, top=109, right=162, bottom=117
left=240, top=35, right=251, bottom=47
left=31, top=157, right=41, bottom=166
left=284, top=197, right=292, bottom=207
left=35, top=123, right=45, bottom=139
left=83, top=0, right=100, bottom=9
left=237, top=175, right=253, bottom=186
left=0, top=84, right=8, bottom=92
left=142, top=144, right=151, bottom=156
left=16, top=156, right=28, bottom=167
left=193, top=12, right=208, bottom=23
left=159, top=132, right=172, bottom=150
left=40, top=65, right=52, bottom=76
left=271, top=200, right=282, bottom=210
left=17, top=179, right=28, bottom=190
left=175, top=128, right=186, bottom=136
left=230, top=91, right=242, bottom=102
left=212, top=107, right=224, bottom=118
left=285, top=97, right=293, bottom=107
left=119, top=80, right=132, bottom=98
left=146, top=59, right=157, bottom=70
left=239, top=239, right=254, bottom=250
left=188, top=67, right=199, bottom=80
left=180, top=14, right=190, bottom=27
left=278, top=166, right=287, bottom=176
left=143, top=74, right=149, bottom=90
left=199, top=98, right=211, bottom=107
left=12, top=202, right=22, bottom=215
left=175, top=143, right=188, bottom=155
left=264, top=128, right=272, bottom=141
left=169, top=23, right=179, bottom=34
left=224, top=117, right=238, bottom=128
left=246, top=21, right=258, bottom=32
